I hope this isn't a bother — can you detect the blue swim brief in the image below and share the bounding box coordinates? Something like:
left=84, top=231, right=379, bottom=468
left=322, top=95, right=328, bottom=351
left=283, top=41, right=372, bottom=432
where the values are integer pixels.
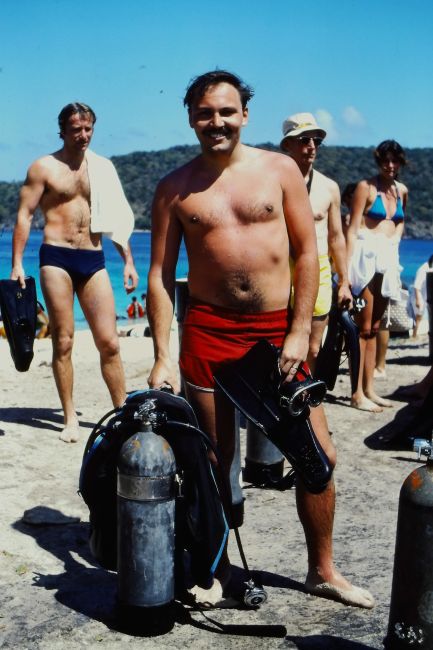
left=39, top=243, right=105, bottom=288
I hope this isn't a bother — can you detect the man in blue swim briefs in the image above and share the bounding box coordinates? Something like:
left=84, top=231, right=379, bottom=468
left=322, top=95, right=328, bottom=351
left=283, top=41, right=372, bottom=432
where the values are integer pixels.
left=11, top=102, right=138, bottom=442
left=280, top=112, right=352, bottom=372
left=147, top=71, right=373, bottom=609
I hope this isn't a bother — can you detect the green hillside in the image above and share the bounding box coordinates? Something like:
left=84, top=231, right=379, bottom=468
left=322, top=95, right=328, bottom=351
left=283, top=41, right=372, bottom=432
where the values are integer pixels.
left=1, top=144, right=432, bottom=238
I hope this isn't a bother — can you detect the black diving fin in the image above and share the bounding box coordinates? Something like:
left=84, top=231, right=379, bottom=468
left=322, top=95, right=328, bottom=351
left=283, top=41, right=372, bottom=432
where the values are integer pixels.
left=339, top=308, right=360, bottom=394
left=315, top=304, right=361, bottom=394
left=214, top=340, right=332, bottom=494
left=0, top=277, right=37, bottom=372
left=315, top=303, right=343, bottom=391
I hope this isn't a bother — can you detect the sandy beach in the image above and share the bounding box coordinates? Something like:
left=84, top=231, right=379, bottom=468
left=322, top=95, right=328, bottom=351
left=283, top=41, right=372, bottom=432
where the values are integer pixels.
left=0, top=325, right=431, bottom=649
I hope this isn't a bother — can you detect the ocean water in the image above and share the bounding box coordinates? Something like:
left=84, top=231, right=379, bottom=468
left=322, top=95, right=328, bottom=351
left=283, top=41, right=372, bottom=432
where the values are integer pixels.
left=0, top=229, right=431, bottom=328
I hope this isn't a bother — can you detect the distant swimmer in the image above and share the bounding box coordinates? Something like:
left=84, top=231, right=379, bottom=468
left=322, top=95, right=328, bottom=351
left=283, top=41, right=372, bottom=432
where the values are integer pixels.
left=127, top=295, right=144, bottom=319
left=147, top=70, right=374, bottom=609
left=280, top=112, right=352, bottom=372
left=346, top=140, right=408, bottom=412
left=11, top=102, right=138, bottom=442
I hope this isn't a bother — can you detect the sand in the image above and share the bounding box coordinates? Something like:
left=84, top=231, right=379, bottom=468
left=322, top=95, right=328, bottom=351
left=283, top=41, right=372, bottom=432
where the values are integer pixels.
left=0, top=327, right=431, bottom=649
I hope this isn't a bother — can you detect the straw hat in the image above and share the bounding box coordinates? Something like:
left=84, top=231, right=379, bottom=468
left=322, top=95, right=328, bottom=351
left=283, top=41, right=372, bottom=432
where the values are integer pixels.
left=280, top=112, right=326, bottom=148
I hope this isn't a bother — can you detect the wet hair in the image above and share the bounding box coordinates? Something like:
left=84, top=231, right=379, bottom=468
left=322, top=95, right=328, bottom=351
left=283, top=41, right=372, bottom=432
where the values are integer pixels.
left=183, top=70, right=254, bottom=111
left=341, top=182, right=357, bottom=208
left=58, top=102, right=96, bottom=138
left=374, top=140, right=407, bottom=167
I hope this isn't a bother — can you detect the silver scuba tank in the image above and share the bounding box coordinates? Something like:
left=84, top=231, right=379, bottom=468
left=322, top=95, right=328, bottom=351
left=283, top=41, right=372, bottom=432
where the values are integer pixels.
left=117, top=403, right=176, bottom=634
left=385, top=439, right=433, bottom=648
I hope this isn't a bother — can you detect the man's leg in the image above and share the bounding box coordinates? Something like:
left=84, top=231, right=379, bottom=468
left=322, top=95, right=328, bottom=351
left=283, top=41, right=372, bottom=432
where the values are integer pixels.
left=307, top=315, right=328, bottom=374
left=76, top=269, right=126, bottom=408
left=298, top=406, right=375, bottom=608
left=183, top=384, right=238, bottom=604
left=40, top=266, right=79, bottom=442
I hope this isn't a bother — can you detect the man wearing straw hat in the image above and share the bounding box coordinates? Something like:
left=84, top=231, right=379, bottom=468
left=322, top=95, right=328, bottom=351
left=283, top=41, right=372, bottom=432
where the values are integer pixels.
left=280, top=112, right=352, bottom=372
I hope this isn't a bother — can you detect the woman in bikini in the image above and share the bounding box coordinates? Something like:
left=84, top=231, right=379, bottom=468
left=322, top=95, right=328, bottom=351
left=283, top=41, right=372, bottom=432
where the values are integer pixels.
left=346, top=140, right=408, bottom=412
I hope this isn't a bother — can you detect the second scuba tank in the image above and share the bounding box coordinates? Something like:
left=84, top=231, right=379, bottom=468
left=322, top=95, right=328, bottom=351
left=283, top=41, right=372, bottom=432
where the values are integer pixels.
left=427, top=270, right=433, bottom=362
left=243, top=421, right=285, bottom=487
left=385, top=449, right=433, bottom=648
left=117, top=413, right=176, bottom=634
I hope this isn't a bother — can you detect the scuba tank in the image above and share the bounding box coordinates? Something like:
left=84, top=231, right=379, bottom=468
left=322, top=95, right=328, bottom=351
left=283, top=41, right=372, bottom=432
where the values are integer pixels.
left=243, top=421, right=286, bottom=488
left=385, top=436, right=433, bottom=648
left=117, top=401, right=176, bottom=634
left=427, top=269, right=433, bottom=362
left=175, top=277, right=189, bottom=353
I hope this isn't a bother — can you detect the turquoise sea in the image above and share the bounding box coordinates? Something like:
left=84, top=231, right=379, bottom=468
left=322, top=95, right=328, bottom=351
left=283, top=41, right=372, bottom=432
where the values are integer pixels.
left=0, top=229, right=432, bottom=329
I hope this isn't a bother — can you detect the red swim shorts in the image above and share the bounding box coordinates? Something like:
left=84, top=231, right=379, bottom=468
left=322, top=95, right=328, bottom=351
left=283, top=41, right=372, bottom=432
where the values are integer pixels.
left=179, top=301, right=290, bottom=390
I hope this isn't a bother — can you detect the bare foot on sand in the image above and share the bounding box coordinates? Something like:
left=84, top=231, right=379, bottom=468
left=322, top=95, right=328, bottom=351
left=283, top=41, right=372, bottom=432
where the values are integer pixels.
left=59, top=423, right=81, bottom=443
left=365, top=392, right=392, bottom=408
left=351, top=397, right=383, bottom=413
left=373, top=368, right=387, bottom=380
left=305, top=571, right=375, bottom=609
left=188, top=579, right=240, bottom=609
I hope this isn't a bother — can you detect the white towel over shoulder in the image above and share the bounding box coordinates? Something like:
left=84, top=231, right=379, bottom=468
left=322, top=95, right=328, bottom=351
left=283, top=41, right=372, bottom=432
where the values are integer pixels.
left=86, top=149, right=134, bottom=249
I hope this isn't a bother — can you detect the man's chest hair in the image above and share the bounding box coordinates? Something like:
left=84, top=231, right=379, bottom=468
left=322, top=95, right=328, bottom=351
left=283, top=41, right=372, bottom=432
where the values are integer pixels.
left=177, top=192, right=280, bottom=229
left=45, top=165, right=90, bottom=201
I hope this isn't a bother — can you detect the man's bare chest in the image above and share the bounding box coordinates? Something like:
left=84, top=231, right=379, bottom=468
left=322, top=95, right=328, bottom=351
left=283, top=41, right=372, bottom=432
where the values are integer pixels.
left=309, top=188, right=331, bottom=223
left=176, top=186, right=281, bottom=230
left=45, top=167, right=90, bottom=204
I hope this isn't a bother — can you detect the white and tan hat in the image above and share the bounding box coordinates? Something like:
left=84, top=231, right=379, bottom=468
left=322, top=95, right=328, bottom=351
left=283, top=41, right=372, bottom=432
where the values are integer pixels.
left=280, top=112, right=326, bottom=148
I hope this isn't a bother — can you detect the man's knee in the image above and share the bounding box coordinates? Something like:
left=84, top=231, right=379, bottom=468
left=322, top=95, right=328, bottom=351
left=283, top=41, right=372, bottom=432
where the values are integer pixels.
left=308, top=406, right=336, bottom=469
left=308, top=341, right=321, bottom=365
left=52, top=332, right=74, bottom=358
left=96, top=334, right=120, bottom=358
left=325, top=439, right=337, bottom=469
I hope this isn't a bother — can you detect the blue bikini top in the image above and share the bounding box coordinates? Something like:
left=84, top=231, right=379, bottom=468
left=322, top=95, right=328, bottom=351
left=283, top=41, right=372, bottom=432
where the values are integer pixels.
left=366, top=178, right=405, bottom=222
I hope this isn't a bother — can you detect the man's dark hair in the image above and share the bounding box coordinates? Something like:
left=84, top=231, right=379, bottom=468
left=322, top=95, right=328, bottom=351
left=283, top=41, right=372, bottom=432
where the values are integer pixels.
left=183, top=70, right=254, bottom=111
left=374, top=139, right=407, bottom=167
left=58, top=102, right=97, bottom=138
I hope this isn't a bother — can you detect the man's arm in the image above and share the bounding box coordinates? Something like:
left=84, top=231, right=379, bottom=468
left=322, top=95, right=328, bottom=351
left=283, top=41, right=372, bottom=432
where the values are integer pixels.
left=280, top=157, right=319, bottom=380
left=11, top=164, right=46, bottom=288
left=327, top=181, right=352, bottom=309
left=112, top=242, right=139, bottom=294
left=146, top=177, right=183, bottom=392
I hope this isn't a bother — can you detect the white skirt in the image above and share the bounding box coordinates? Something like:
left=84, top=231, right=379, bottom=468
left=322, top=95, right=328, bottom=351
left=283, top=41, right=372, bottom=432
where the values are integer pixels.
left=349, top=230, right=402, bottom=300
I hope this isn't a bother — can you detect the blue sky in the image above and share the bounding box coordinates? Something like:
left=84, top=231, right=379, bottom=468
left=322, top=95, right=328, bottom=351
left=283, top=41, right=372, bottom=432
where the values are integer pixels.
left=1, top=0, right=432, bottom=181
